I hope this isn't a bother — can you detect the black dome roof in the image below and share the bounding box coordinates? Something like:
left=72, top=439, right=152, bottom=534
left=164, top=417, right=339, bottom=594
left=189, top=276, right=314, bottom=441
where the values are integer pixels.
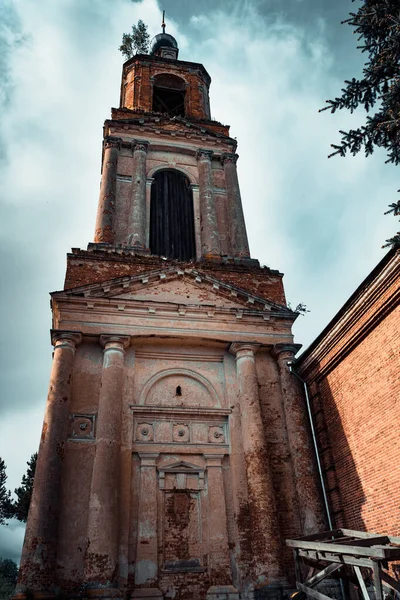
left=150, top=33, right=178, bottom=54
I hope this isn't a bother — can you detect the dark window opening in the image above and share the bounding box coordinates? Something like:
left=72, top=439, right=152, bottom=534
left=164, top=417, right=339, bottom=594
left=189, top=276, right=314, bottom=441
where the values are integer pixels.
left=150, top=169, right=196, bottom=261
left=176, top=386, right=182, bottom=396
left=153, top=86, right=185, bottom=117
left=152, top=73, right=186, bottom=118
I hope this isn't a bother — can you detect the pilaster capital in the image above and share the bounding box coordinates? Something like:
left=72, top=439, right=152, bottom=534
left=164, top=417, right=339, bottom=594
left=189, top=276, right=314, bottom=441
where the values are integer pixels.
left=221, top=152, right=238, bottom=166
left=104, top=136, right=122, bottom=150
left=100, top=334, right=130, bottom=352
left=138, top=452, right=159, bottom=468
left=272, top=343, right=301, bottom=361
left=204, top=454, right=225, bottom=467
left=229, top=342, right=261, bottom=359
left=131, top=139, right=149, bottom=154
left=51, top=330, right=82, bottom=351
left=196, top=148, right=214, bottom=162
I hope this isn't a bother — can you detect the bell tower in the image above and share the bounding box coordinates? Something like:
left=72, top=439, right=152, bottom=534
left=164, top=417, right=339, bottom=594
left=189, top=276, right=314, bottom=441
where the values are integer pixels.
left=15, top=23, right=325, bottom=600
left=94, top=30, right=249, bottom=260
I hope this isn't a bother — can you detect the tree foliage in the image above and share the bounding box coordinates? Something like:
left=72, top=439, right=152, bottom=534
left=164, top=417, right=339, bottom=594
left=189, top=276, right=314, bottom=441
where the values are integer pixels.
left=9, top=453, right=37, bottom=523
left=0, top=459, right=12, bottom=526
left=119, top=20, right=150, bottom=60
left=320, top=0, right=400, bottom=247
left=0, top=558, right=18, bottom=600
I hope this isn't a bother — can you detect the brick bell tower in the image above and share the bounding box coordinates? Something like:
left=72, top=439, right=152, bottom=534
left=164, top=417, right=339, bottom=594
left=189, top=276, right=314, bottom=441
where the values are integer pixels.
left=15, top=25, right=325, bottom=600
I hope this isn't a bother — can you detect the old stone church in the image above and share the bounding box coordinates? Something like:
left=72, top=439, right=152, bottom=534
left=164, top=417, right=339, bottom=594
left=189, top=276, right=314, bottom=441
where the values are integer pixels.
left=14, top=29, right=325, bottom=600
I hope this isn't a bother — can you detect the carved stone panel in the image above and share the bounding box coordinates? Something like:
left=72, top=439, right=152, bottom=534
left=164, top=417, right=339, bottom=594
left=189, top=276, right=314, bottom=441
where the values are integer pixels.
left=173, top=423, right=190, bottom=443
left=208, top=425, right=225, bottom=444
left=135, top=422, right=154, bottom=442
left=69, top=414, right=96, bottom=441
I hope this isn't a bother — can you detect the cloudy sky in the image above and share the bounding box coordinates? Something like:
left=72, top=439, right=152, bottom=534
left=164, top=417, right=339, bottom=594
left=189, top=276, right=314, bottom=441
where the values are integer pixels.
left=0, top=0, right=397, bottom=561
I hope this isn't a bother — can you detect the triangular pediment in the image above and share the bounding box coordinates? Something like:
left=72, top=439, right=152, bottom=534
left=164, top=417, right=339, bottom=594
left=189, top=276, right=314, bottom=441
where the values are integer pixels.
left=114, top=276, right=247, bottom=308
left=56, top=267, right=293, bottom=315
left=159, top=460, right=204, bottom=474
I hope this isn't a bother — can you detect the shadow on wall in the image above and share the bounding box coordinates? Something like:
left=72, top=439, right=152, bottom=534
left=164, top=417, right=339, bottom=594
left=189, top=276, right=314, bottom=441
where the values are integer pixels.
left=309, top=370, right=366, bottom=532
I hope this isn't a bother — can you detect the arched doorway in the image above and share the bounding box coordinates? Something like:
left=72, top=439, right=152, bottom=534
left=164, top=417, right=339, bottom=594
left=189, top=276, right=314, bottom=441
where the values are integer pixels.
left=152, top=73, right=186, bottom=117
left=150, top=169, right=196, bottom=261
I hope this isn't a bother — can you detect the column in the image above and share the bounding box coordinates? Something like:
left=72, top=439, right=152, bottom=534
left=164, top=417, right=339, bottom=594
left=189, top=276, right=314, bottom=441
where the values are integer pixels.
left=196, top=149, right=221, bottom=256
left=133, top=453, right=161, bottom=600
left=85, top=335, right=129, bottom=595
left=221, top=153, right=250, bottom=258
left=230, top=343, right=283, bottom=587
left=145, top=177, right=154, bottom=248
left=191, top=183, right=202, bottom=260
left=273, top=344, right=325, bottom=535
left=204, top=455, right=238, bottom=600
left=15, top=331, right=82, bottom=597
left=94, top=137, right=121, bottom=244
left=128, top=140, right=149, bottom=247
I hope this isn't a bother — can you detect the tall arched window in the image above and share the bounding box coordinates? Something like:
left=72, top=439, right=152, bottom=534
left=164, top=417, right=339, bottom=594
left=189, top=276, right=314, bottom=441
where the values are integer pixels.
left=150, top=170, right=196, bottom=261
left=152, top=74, right=186, bottom=117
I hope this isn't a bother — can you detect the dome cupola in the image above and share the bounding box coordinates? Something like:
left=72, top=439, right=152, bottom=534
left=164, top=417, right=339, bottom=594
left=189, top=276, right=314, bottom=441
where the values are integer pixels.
left=150, top=11, right=179, bottom=60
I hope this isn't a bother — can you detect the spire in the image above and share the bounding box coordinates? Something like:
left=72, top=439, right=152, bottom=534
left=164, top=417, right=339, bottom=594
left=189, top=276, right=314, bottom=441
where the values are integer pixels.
left=150, top=10, right=179, bottom=60
left=162, top=10, right=166, bottom=34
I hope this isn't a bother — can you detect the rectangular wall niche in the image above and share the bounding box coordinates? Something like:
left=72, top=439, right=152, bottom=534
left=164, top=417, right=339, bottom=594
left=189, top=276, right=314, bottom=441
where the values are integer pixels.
left=159, top=462, right=206, bottom=572
left=163, top=491, right=203, bottom=571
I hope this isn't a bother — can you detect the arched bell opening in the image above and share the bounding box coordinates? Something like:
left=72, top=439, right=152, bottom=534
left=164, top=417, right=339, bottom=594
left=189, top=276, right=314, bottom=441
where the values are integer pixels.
left=150, top=169, right=196, bottom=261
left=152, top=73, right=186, bottom=117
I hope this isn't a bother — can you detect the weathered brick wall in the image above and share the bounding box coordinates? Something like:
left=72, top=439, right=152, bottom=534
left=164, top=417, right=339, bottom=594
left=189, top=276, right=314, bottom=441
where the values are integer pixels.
left=64, top=248, right=287, bottom=306
left=298, top=248, right=400, bottom=536
left=317, top=306, right=400, bottom=535
left=120, top=55, right=212, bottom=121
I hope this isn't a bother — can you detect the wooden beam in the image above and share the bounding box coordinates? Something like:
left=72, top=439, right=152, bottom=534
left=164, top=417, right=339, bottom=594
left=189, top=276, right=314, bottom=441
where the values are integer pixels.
left=304, top=563, right=341, bottom=588
left=372, top=562, right=383, bottom=600
left=380, top=569, right=400, bottom=594
left=354, top=566, right=370, bottom=600
left=294, top=530, right=345, bottom=542
left=297, top=582, right=335, bottom=600
left=341, top=529, right=400, bottom=545
left=286, top=538, right=387, bottom=558
left=298, top=550, right=373, bottom=568
left=336, top=536, right=390, bottom=548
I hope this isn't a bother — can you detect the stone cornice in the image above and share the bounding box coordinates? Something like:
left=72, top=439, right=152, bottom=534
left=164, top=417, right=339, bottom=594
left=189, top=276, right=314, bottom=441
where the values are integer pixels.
left=53, top=266, right=294, bottom=317
left=130, top=406, right=231, bottom=418
left=104, top=116, right=236, bottom=147
left=296, top=247, right=400, bottom=380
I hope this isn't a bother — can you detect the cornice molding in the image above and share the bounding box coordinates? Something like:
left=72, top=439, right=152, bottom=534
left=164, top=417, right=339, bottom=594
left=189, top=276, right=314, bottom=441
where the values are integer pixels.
left=54, top=266, right=292, bottom=316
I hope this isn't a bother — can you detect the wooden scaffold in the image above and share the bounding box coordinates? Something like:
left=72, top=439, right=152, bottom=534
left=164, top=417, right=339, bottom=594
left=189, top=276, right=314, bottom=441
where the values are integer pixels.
left=286, top=529, right=400, bottom=600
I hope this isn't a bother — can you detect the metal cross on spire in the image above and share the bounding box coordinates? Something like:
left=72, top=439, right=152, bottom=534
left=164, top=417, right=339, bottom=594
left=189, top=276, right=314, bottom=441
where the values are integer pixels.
left=162, top=10, right=166, bottom=33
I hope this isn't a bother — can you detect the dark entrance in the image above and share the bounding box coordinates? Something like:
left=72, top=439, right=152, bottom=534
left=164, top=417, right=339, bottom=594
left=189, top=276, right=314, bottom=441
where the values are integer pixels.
left=150, top=170, right=196, bottom=261
left=152, top=73, right=186, bottom=117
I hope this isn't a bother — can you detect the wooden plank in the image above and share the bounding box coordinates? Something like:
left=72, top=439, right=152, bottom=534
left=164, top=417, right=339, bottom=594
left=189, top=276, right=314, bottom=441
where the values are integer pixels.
left=380, top=569, right=400, bottom=594
left=372, top=561, right=383, bottom=600
left=354, top=566, right=370, bottom=600
left=336, top=536, right=390, bottom=548
left=304, top=563, right=341, bottom=588
left=298, top=549, right=373, bottom=568
left=297, top=582, right=335, bottom=600
left=286, top=538, right=386, bottom=558
left=294, top=549, right=302, bottom=585
left=341, top=529, right=400, bottom=545
left=298, top=530, right=345, bottom=542
left=381, top=547, right=400, bottom=560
